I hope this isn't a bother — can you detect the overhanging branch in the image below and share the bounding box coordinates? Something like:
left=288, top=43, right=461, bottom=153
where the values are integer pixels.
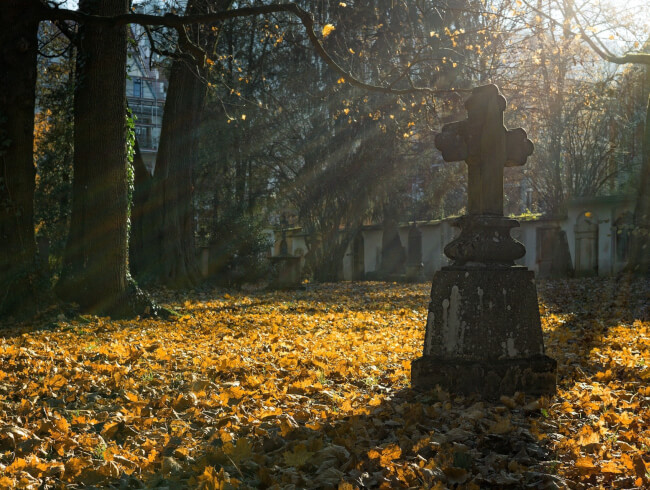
left=520, top=0, right=650, bottom=66
left=40, top=2, right=454, bottom=96
left=571, top=8, right=650, bottom=65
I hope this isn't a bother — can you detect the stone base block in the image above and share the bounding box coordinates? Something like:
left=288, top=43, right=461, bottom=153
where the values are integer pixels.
left=423, top=267, right=546, bottom=359
left=411, top=354, right=557, bottom=398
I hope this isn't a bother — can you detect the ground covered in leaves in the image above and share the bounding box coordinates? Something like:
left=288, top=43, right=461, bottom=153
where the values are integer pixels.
left=1, top=277, right=649, bottom=488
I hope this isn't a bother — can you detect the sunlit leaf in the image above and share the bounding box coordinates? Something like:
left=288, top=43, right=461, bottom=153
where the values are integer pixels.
left=322, top=24, right=335, bottom=38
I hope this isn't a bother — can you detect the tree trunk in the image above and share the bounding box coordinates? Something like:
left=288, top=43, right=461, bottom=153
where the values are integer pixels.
left=135, top=0, right=233, bottom=288
left=0, top=1, right=41, bottom=316
left=140, top=55, right=206, bottom=287
left=313, top=238, right=349, bottom=283
left=627, top=92, right=650, bottom=275
left=129, top=138, right=152, bottom=279
left=57, top=0, right=153, bottom=317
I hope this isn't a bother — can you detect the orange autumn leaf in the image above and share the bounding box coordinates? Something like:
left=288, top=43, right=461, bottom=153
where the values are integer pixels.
left=369, top=443, right=402, bottom=466
left=47, top=374, right=67, bottom=390
left=577, top=427, right=600, bottom=446
left=600, top=460, right=623, bottom=474
left=575, top=456, right=596, bottom=470
left=64, top=457, right=92, bottom=479
left=322, top=23, right=335, bottom=38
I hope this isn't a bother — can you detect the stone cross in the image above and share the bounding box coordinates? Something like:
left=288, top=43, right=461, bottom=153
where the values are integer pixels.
left=411, top=84, right=556, bottom=399
left=435, top=84, right=534, bottom=216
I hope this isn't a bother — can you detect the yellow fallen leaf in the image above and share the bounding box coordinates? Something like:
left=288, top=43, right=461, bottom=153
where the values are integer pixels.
left=322, top=24, right=335, bottom=38
left=600, top=460, right=622, bottom=474
left=575, top=456, right=596, bottom=471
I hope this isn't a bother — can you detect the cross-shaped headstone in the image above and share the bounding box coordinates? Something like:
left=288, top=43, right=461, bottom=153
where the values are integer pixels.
left=435, top=84, right=534, bottom=216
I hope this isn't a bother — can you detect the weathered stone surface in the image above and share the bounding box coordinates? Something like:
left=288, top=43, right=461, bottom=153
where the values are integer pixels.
left=411, top=354, right=557, bottom=398
left=269, top=256, right=302, bottom=290
left=412, top=267, right=557, bottom=397
left=421, top=268, right=545, bottom=360
left=407, top=224, right=423, bottom=267
left=406, top=224, right=425, bottom=282
left=434, top=84, right=533, bottom=216
left=536, top=226, right=574, bottom=278
left=380, top=219, right=406, bottom=277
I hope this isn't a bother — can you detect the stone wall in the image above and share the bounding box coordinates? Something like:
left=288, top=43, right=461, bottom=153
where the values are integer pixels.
left=259, top=195, right=635, bottom=282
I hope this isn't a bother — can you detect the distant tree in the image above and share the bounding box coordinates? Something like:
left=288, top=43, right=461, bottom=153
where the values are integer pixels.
left=134, top=0, right=234, bottom=288
left=544, top=0, right=650, bottom=273
left=252, top=0, right=479, bottom=280
left=1, top=1, right=450, bottom=316
left=574, top=29, right=650, bottom=274
left=33, top=22, right=76, bottom=277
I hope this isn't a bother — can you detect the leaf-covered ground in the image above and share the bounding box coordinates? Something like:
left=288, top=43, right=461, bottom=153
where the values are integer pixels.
left=0, top=278, right=649, bottom=489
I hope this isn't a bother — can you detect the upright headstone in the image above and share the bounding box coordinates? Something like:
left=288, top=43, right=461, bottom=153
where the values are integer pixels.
left=536, top=226, right=573, bottom=278
left=411, top=84, right=556, bottom=398
left=406, top=223, right=424, bottom=281
left=380, top=218, right=406, bottom=279
left=269, top=223, right=302, bottom=289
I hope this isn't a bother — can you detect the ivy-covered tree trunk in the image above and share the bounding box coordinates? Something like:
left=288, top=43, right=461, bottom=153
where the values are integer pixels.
left=57, top=0, right=152, bottom=316
left=0, top=1, right=41, bottom=316
left=129, top=139, right=152, bottom=279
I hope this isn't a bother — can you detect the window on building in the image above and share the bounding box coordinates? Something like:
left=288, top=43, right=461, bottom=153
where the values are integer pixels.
left=135, top=126, right=152, bottom=149
left=133, top=77, right=142, bottom=98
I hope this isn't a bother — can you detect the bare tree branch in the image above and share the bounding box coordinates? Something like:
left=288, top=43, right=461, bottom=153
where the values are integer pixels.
left=570, top=5, right=650, bottom=65
left=520, top=0, right=650, bottom=66
left=142, top=24, right=177, bottom=59
left=39, top=2, right=459, bottom=96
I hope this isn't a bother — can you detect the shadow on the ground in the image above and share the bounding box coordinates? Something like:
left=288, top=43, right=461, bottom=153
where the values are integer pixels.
left=97, top=386, right=563, bottom=489
left=532, top=275, right=650, bottom=488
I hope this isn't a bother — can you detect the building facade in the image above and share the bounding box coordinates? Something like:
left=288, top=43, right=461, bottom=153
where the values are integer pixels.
left=126, top=24, right=167, bottom=174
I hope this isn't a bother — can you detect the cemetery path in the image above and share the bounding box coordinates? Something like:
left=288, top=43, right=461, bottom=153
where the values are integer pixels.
left=0, top=279, right=648, bottom=488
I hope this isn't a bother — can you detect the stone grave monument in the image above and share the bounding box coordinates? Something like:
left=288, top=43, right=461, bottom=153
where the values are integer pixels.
left=411, top=84, right=556, bottom=398
left=269, top=218, right=302, bottom=289
left=379, top=218, right=406, bottom=279
left=406, top=223, right=425, bottom=282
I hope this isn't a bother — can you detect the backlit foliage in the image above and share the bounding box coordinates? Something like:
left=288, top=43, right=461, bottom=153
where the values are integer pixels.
left=1, top=279, right=648, bottom=487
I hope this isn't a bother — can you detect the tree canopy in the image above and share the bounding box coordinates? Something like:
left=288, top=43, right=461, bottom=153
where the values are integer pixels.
left=1, top=0, right=648, bottom=317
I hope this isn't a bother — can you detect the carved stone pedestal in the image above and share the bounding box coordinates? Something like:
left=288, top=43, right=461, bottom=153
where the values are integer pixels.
left=411, top=267, right=556, bottom=398
left=444, top=215, right=525, bottom=266
left=411, top=354, right=556, bottom=399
